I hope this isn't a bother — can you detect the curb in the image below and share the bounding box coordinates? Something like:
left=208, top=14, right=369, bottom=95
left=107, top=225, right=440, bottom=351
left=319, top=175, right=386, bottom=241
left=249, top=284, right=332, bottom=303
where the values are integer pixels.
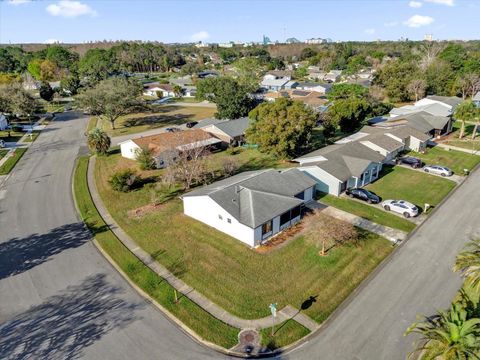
left=279, top=160, right=480, bottom=357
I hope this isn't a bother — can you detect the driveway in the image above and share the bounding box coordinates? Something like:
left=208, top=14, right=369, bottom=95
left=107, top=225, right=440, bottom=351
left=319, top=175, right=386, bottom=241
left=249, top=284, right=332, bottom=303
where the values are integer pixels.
left=0, top=112, right=225, bottom=360
left=284, top=165, right=480, bottom=360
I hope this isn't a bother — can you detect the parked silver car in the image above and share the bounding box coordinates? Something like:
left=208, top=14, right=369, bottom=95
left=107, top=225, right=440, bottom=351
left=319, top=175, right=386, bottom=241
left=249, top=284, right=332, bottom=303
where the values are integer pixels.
left=381, top=199, right=419, bottom=218
left=423, top=165, right=453, bottom=177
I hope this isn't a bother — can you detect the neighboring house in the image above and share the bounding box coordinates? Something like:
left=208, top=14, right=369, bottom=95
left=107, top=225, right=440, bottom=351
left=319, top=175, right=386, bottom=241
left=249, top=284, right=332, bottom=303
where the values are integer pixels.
left=143, top=83, right=175, bottom=98
left=181, top=168, right=317, bottom=247
left=170, top=76, right=194, bottom=87
left=295, top=125, right=430, bottom=196
left=183, top=86, right=197, bottom=98
left=0, top=115, right=8, bottom=131
left=383, top=110, right=453, bottom=137
left=415, top=95, right=462, bottom=111
left=197, top=117, right=250, bottom=145
left=474, top=92, right=480, bottom=107
left=264, top=70, right=293, bottom=81
left=296, top=82, right=332, bottom=94
left=264, top=90, right=328, bottom=110
left=324, top=70, right=342, bottom=83
left=260, top=77, right=291, bottom=91
left=119, top=129, right=222, bottom=168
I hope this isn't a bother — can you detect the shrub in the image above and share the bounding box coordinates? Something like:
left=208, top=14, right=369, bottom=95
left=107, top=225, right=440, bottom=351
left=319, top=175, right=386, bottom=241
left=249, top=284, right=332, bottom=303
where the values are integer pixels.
left=108, top=169, right=138, bottom=192
left=87, top=128, right=111, bottom=155
left=135, top=147, right=156, bottom=170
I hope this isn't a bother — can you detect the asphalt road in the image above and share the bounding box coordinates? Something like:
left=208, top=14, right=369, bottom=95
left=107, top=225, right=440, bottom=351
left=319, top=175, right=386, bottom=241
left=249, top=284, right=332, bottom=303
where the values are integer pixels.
left=0, top=112, right=226, bottom=360
left=1, top=111, right=480, bottom=359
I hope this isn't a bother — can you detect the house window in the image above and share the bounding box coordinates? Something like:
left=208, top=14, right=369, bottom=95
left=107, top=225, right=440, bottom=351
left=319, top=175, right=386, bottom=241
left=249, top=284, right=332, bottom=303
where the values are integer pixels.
left=291, top=206, right=301, bottom=219
left=280, top=211, right=291, bottom=226
left=227, top=218, right=231, bottom=223
left=262, top=220, right=273, bottom=235
left=218, top=215, right=223, bottom=220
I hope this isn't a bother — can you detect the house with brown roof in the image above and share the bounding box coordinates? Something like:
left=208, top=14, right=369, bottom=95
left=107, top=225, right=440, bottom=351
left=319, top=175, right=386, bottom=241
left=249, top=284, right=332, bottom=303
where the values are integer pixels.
left=264, top=90, right=328, bottom=110
left=119, top=129, right=222, bottom=168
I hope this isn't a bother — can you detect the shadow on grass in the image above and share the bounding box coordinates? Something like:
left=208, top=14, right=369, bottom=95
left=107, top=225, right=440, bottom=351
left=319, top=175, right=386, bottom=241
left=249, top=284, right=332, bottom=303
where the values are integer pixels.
left=123, top=114, right=193, bottom=129
left=0, top=274, right=143, bottom=359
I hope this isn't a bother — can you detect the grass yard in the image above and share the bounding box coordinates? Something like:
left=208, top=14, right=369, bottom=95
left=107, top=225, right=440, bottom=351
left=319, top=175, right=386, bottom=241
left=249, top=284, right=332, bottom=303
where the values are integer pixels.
left=0, top=149, right=8, bottom=160
left=99, top=104, right=217, bottom=137
left=442, top=122, right=480, bottom=152
left=22, top=131, right=40, bottom=143
left=94, top=152, right=393, bottom=323
left=0, top=147, right=27, bottom=175
left=408, top=146, right=480, bottom=175
left=318, top=193, right=416, bottom=233
left=0, top=130, right=24, bottom=143
left=86, top=117, right=98, bottom=133
left=366, top=166, right=456, bottom=213
left=73, top=156, right=239, bottom=349
left=260, top=320, right=310, bottom=350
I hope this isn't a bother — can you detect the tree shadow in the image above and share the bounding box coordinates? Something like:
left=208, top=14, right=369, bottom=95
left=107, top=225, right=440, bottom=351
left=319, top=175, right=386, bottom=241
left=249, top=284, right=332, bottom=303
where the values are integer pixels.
left=0, top=222, right=93, bottom=280
left=122, top=114, right=193, bottom=129
left=0, top=273, right=143, bottom=359
left=300, top=295, right=318, bottom=310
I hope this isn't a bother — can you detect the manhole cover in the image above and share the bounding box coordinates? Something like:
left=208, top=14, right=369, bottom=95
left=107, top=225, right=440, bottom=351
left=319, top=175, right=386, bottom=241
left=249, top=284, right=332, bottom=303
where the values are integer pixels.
left=238, top=329, right=260, bottom=347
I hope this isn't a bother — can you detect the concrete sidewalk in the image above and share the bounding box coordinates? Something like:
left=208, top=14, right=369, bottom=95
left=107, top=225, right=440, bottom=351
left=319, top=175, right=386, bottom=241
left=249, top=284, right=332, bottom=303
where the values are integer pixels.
left=86, top=156, right=319, bottom=332
left=436, top=142, right=480, bottom=156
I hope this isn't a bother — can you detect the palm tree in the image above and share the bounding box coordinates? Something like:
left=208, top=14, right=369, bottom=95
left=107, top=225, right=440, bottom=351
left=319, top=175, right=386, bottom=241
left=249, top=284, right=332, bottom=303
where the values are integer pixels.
left=87, top=127, right=111, bottom=155
left=454, top=239, right=480, bottom=291
left=454, top=101, right=479, bottom=140
left=173, top=85, right=183, bottom=98
left=405, top=304, right=480, bottom=359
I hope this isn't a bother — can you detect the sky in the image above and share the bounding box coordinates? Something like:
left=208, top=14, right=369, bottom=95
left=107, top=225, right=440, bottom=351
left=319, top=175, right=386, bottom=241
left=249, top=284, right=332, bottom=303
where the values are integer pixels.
left=0, top=0, right=479, bottom=44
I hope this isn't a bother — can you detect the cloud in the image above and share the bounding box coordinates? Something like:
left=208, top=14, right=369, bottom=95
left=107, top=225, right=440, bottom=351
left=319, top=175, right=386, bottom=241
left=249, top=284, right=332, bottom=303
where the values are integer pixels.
left=46, top=1, right=97, bottom=17
left=8, top=0, right=32, bottom=5
left=425, top=0, right=454, bottom=5
left=364, top=28, right=376, bottom=35
left=409, top=1, right=423, bottom=8
left=404, top=14, right=434, bottom=27
left=190, top=31, right=209, bottom=42
left=384, top=21, right=399, bottom=27
left=44, top=39, right=61, bottom=44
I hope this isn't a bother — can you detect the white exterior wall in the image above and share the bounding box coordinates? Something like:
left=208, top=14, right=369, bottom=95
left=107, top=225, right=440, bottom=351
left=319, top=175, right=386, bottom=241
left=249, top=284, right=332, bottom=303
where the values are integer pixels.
left=183, top=196, right=256, bottom=247
left=0, top=115, right=7, bottom=131
left=120, top=140, right=141, bottom=160
left=298, top=166, right=342, bottom=196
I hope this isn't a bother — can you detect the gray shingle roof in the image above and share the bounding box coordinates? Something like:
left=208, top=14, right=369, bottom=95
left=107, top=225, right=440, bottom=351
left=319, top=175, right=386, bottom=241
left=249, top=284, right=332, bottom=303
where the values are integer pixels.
left=362, top=134, right=404, bottom=152
left=213, top=117, right=250, bottom=138
left=193, top=118, right=227, bottom=129
left=182, top=168, right=316, bottom=228
left=426, top=95, right=462, bottom=108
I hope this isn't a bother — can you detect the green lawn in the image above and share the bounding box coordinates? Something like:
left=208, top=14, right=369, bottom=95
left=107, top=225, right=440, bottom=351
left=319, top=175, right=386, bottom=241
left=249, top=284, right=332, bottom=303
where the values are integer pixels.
left=22, top=131, right=40, bottom=143
left=94, top=152, right=393, bottom=323
left=318, top=193, right=416, bottom=233
left=366, top=166, right=456, bottom=213
left=260, top=320, right=310, bottom=350
left=99, top=104, right=217, bottom=137
left=408, top=147, right=480, bottom=175
left=0, top=130, right=24, bottom=143
left=0, top=149, right=8, bottom=160
left=73, top=156, right=240, bottom=349
left=443, top=121, right=480, bottom=152
left=0, top=147, right=27, bottom=175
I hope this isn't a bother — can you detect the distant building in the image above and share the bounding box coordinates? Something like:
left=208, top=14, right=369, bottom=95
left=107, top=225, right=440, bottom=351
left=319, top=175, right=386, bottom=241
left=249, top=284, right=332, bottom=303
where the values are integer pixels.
left=195, top=42, right=209, bottom=48
left=424, top=34, right=433, bottom=42
left=262, top=35, right=272, bottom=45
left=285, top=37, right=300, bottom=44
left=219, top=42, right=234, bottom=48
left=305, top=38, right=327, bottom=44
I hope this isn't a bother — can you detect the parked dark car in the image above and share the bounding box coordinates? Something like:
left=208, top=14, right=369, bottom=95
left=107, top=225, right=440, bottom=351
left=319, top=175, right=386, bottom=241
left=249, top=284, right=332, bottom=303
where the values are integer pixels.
left=165, top=127, right=181, bottom=133
left=345, top=188, right=381, bottom=204
left=186, top=121, right=198, bottom=128
left=396, top=156, right=423, bottom=169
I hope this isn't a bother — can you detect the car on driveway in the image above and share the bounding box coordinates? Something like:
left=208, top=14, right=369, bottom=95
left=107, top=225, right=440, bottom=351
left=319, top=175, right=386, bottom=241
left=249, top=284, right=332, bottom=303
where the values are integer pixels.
left=396, top=156, right=423, bottom=169
left=423, top=165, right=453, bottom=177
left=186, top=121, right=198, bottom=128
left=165, top=127, right=181, bottom=133
left=381, top=199, right=419, bottom=218
left=345, top=188, right=381, bottom=204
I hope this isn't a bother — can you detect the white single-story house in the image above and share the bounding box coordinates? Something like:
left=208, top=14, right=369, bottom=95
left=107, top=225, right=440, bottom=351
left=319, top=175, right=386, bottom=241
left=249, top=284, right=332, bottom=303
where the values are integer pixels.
left=260, top=77, right=291, bottom=91
left=296, top=82, right=332, bottom=95
left=295, top=125, right=431, bottom=196
left=119, top=129, right=222, bottom=168
left=0, top=115, right=8, bottom=131
left=143, top=83, right=176, bottom=98
left=181, top=168, right=317, bottom=247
